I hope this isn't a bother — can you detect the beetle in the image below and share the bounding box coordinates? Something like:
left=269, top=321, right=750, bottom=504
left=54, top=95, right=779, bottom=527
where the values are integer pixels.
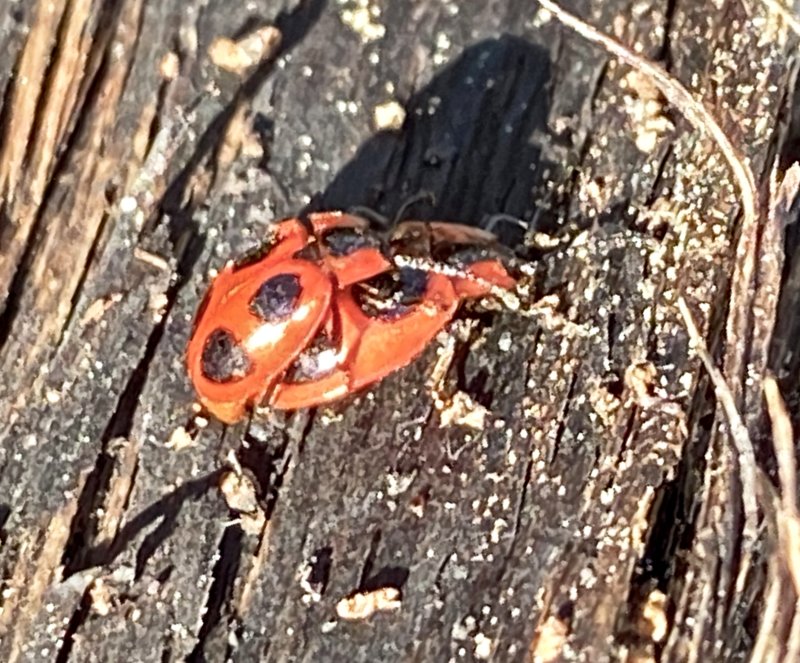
left=186, top=212, right=517, bottom=423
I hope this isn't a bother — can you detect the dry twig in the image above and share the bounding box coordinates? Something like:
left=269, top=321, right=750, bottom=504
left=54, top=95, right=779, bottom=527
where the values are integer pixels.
left=677, top=297, right=759, bottom=540
left=763, top=375, right=800, bottom=596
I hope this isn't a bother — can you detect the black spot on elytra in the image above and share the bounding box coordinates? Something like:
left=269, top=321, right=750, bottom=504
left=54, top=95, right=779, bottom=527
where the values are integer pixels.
left=396, top=267, right=428, bottom=302
left=202, top=329, right=252, bottom=382
left=323, top=227, right=382, bottom=256
left=356, top=267, right=429, bottom=319
left=250, top=273, right=302, bottom=321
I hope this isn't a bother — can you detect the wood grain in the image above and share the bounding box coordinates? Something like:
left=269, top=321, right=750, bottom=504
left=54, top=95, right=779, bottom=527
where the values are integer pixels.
left=0, top=0, right=797, bottom=661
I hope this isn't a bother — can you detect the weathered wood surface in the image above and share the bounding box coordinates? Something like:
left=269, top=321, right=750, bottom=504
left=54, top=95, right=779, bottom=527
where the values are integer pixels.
left=0, top=0, right=798, bottom=661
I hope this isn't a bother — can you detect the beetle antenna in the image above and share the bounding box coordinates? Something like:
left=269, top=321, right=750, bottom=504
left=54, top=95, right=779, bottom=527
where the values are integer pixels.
left=482, top=213, right=528, bottom=235
left=346, top=206, right=391, bottom=228
left=393, top=191, right=436, bottom=224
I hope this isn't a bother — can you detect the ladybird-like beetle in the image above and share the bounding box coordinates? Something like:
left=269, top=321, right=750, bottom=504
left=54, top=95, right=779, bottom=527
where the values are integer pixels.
left=186, top=212, right=517, bottom=422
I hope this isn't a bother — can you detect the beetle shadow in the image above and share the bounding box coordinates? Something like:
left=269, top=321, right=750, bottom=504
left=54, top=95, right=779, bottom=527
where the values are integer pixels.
left=311, top=35, right=557, bottom=247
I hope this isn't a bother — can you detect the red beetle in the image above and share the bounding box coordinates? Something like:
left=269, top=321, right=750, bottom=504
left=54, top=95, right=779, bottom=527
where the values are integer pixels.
left=186, top=212, right=517, bottom=423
